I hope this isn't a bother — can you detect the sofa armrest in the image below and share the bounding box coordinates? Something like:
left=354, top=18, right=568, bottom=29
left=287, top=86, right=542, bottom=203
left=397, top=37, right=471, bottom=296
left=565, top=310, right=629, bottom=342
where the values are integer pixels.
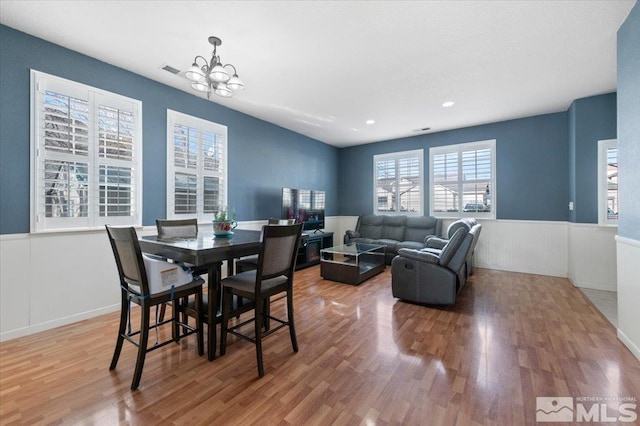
left=397, top=248, right=439, bottom=264
left=344, top=230, right=361, bottom=244
left=425, top=236, right=447, bottom=249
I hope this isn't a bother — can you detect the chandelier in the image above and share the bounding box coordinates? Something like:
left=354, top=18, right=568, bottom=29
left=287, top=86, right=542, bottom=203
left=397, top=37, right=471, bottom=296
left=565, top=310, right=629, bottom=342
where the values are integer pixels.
left=185, top=36, right=244, bottom=98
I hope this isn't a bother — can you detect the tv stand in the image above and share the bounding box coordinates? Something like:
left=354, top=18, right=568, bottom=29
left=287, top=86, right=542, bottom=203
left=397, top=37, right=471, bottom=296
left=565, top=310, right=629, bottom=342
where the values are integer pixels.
left=296, top=231, right=333, bottom=270
left=312, top=228, right=325, bottom=234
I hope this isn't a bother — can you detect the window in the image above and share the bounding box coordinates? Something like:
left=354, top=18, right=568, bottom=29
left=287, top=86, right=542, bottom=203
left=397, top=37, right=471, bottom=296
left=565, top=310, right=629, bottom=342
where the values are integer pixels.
left=30, top=70, right=142, bottom=232
left=373, top=149, right=423, bottom=214
left=167, top=110, right=227, bottom=221
left=598, top=139, right=618, bottom=226
left=429, top=140, right=496, bottom=219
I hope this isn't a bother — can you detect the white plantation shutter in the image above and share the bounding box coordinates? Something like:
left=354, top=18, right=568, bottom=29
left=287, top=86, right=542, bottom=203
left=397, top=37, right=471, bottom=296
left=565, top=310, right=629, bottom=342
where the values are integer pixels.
left=373, top=150, right=423, bottom=214
left=31, top=70, right=142, bottom=232
left=598, top=139, right=618, bottom=226
left=430, top=140, right=496, bottom=219
left=167, top=110, right=227, bottom=221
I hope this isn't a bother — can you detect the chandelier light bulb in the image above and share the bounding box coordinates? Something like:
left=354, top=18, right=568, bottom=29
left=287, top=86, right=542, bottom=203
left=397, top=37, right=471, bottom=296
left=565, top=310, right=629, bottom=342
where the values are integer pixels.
left=214, top=83, right=232, bottom=97
left=191, top=81, right=209, bottom=92
left=185, top=63, right=205, bottom=82
left=227, top=74, right=244, bottom=91
left=209, top=63, right=230, bottom=83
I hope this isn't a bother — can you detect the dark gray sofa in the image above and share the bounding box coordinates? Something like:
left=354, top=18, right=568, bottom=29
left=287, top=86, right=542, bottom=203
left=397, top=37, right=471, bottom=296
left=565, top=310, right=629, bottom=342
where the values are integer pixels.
left=344, top=215, right=442, bottom=264
left=390, top=223, right=481, bottom=305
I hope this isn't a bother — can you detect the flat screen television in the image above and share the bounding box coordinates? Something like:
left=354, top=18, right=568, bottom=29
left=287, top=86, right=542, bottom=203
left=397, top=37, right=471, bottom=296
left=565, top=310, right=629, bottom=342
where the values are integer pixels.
left=282, top=187, right=325, bottom=231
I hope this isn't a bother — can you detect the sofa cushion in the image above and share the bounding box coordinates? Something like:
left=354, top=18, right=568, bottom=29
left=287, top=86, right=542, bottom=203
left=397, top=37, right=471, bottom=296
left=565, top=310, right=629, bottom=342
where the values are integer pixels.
left=351, top=237, right=376, bottom=245
left=396, top=240, right=425, bottom=251
left=446, top=218, right=476, bottom=238
left=372, top=239, right=399, bottom=254
left=404, top=216, right=439, bottom=242
left=438, top=227, right=468, bottom=267
left=358, top=215, right=383, bottom=240
left=381, top=215, right=406, bottom=241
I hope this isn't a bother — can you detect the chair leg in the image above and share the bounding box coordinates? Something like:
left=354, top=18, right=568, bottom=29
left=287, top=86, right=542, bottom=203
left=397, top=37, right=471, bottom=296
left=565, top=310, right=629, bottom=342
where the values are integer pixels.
left=263, top=297, right=271, bottom=331
left=235, top=295, right=242, bottom=319
left=110, top=291, right=129, bottom=370
left=220, top=288, right=232, bottom=356
left=131, top=303, right=151, bottom=391
left=159, top=302, right=167, bottom=322
left=255, top=297, right=265, bottom=377
left=287, top=290, right=298, bottom=353
left=181, top=296, right=190, bottom=334
left=172, top=299, right=180, bottom=343
left=196, top=289, right=204, bottom=356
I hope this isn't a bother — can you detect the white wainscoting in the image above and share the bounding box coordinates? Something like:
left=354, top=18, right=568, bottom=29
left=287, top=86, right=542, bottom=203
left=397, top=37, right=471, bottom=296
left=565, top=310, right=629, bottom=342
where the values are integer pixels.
left=471, top=219, right=569, bottom=277
left=1, top=230, right=121, bottom=342
left=0, top=219, right=343, bottom=342
left=0, top=217, right=624, bottom=342
left=616, top=236, right=640, bottom=361
left=339, top=217, right=570, bottom=277
left=568, top=223, right=618, bottom=291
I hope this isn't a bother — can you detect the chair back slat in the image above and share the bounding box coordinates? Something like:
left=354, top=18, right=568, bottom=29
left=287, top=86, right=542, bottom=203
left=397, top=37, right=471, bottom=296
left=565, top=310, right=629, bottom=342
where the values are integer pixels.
left=106, top=225, right=150, bottom=295
left=156, top=219, right=198, bottom=239
left=257, top=223, right=303, bottom=279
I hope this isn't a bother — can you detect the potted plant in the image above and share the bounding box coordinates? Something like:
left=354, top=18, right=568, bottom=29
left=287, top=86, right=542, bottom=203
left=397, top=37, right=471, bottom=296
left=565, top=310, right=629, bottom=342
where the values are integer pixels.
left=213, top=206, right=237, bottom=237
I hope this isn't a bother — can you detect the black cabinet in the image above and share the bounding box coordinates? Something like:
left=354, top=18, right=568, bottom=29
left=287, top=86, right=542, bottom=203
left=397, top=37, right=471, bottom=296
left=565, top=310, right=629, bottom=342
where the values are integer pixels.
left=296, top=232, right=334, bottom=270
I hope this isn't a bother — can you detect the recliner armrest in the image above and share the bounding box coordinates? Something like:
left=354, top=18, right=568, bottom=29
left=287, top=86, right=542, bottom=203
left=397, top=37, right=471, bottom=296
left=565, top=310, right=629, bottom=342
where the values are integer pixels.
left=397, top=248, right=439, bottom=264
left=344, top=230, right=361, bottom=243
left=424, top=236, right=447, bottom=249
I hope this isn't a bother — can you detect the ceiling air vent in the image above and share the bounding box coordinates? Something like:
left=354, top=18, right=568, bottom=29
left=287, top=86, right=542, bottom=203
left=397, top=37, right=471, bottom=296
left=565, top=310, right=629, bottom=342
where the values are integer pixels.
left=161, top=65, right=181, bottom=75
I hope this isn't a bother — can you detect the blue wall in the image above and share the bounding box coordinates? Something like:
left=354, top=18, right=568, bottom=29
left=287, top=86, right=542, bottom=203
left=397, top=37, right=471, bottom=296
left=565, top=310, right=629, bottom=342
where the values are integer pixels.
left=568, top=93, right=617, bottom=223
left=0, top=23, right=624, bottom=235
left=0, top=25, right=338, bottom=234
left=339, top=113, right=570, bottom=221
left=617, top=2, right=640, bottom=241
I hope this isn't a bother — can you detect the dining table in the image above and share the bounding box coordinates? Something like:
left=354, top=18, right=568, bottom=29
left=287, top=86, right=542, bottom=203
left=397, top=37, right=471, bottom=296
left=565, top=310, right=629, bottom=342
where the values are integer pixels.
left=139, top=228, right=262, bottom=361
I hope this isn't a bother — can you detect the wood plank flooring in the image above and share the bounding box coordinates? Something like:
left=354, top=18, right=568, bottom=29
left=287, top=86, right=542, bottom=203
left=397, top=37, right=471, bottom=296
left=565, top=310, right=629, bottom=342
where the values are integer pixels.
left=1, top=267, right=639, bottom=425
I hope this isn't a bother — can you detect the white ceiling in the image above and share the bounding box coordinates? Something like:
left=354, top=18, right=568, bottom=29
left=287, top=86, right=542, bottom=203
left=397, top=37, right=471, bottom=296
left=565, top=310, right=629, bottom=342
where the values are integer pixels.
left=0, top=1, right=635, bottom=147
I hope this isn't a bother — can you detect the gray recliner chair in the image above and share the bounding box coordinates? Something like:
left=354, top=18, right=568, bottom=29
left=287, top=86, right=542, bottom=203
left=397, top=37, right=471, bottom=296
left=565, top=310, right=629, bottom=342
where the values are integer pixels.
left=424, top=218, right=481, bottom=276
left=391, top=225, right=477, bottom=305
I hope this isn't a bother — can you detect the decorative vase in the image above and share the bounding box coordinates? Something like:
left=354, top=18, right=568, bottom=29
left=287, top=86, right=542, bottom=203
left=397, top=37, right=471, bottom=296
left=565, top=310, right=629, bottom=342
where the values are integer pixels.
left=213, top=220, right=237, bottom=237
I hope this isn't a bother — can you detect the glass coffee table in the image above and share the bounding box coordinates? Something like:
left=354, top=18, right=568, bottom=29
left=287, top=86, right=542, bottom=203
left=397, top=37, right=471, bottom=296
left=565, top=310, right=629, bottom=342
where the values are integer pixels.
left=320, top=243, right=385, bottom=285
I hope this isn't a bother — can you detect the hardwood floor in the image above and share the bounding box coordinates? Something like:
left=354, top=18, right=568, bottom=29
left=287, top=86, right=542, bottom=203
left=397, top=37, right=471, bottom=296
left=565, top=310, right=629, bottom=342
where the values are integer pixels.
left=1, top=267, right=639, bottom=425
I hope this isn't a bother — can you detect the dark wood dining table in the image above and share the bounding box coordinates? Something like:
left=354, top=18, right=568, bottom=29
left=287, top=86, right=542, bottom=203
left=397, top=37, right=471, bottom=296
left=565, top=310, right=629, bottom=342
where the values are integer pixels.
left=139, top=228, right=262, bottom=361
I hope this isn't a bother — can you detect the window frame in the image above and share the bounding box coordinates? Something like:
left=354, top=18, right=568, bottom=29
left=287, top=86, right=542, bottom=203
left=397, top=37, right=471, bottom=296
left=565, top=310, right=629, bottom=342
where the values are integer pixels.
left=30, top=70, right=142, bottom=233
left=597, top=138, right=618, bottom=227
left=372, top=149, right=424, bottom=215
left=429, top=139, right=496, bottom=219
left=166, top=110, right=228, bottom=222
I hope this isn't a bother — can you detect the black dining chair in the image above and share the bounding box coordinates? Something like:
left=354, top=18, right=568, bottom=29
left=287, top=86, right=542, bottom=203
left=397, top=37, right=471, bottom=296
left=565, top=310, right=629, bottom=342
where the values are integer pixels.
left=220, top=223, right=303, bottom=377
left=105, top=225, right=204, bottom=390
left=155, top=219, right=209, bottom=322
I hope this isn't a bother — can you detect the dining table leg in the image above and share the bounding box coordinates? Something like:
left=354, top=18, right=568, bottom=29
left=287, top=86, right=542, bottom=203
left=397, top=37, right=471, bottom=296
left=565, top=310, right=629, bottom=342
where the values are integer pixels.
left=206, top=261, right=222, bottom=361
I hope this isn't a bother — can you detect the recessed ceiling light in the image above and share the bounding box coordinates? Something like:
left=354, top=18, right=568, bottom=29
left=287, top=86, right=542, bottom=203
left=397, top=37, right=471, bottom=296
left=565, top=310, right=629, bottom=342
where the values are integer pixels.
left=365, top=119, right=375, bottom=125
left=442, top=101, right=455, bottom=108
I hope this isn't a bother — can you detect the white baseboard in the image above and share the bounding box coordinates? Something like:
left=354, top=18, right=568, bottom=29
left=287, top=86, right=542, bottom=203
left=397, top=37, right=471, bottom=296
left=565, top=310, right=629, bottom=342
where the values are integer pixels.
left=617, top=328, right=640, bottom=362
left=569, top=278, right=617, bottom=292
